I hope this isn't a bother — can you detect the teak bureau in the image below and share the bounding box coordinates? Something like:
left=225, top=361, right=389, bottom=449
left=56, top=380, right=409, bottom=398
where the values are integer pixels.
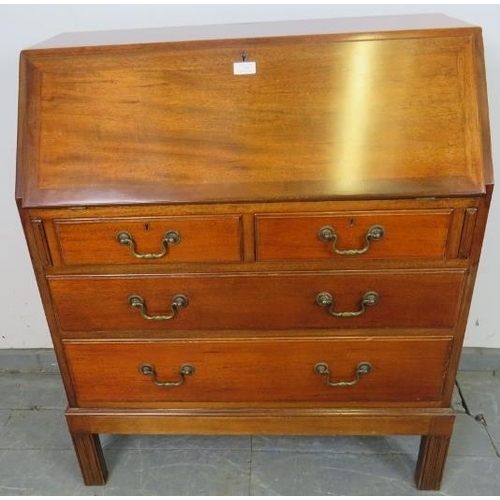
left=16, top=15, right=493, bottom=489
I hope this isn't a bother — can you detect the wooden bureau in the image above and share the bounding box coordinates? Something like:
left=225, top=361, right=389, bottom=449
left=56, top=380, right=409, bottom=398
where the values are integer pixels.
left=16, top=15, right=493, bottom=490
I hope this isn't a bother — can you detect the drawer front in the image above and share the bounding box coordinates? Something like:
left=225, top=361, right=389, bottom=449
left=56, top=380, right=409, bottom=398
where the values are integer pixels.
left=49, top=270, right=464, bottom=332
left=54, top=215, right=242, bottom=265
left=256, top=210, right=452, bottom=261
left=64, top=337, right=453, bottom=406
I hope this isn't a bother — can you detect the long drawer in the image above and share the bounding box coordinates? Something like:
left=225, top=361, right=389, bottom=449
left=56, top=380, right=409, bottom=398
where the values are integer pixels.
left=64, top=337, right=453, bottom=406
left=48, top=270, right=465, bottom=332
left=53, top=215, right=243, bottom=265
left=256, top=210, right=453, bottom=261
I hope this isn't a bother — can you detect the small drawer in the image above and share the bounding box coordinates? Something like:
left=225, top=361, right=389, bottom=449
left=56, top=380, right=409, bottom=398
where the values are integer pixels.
left=64, top=336, right=453, bottom=406
left=53, top=215, right=243, bottom=265
left=48, top=270, right=465, bottom=332
left=256, top=210, right=452, bottom=261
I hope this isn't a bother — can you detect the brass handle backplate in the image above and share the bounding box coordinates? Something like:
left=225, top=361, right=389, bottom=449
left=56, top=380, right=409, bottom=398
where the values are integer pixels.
left=128, top=294, right=188, bottom=321
left=315, top=291, right=379, bottom=318
left=116, top=230, right=180, bottom=259
left=139, top=363, right=195, bottom=387
left=318, top=225, right=384, bottom=255
left=314, top=361, right=372, bottom=387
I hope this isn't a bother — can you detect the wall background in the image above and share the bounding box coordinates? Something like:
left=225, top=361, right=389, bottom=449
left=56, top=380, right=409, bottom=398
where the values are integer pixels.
left=1, top=4, right=499, bottom=348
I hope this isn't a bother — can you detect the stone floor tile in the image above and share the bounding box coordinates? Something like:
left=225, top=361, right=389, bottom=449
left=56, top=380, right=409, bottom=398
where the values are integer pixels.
left=100, top=448, right=251, bottom=495
left=448, top=413, right=497, bottom=457
left=456, top=371, right=500, bottom=424
left=103, top=433, right=251, bottom=452
left=0, top=450, right=91, bottom=495
left=250, top=450, right=425, bottom=496
left=251, top=434, right=418, bottom=456
left=0, top=448, right=251, bottom=496
left=0, top=409, right=71, bottom=450
left=0, top=409, right=10, bottom=427
left=440, top=456, right=500, bottom=495
left=483, top=422, right=500, bottom=457
left=0, top=349, right=58, bottom=373
left=0, top=373, right=66, bottom=410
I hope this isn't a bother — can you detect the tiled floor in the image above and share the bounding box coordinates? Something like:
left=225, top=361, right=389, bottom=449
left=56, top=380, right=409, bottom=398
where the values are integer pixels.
left=0, top=371, right=499, bottom=495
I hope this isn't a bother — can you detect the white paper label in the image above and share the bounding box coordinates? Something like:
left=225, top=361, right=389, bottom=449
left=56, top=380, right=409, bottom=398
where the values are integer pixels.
left=233, top=61, right=256, bottom=75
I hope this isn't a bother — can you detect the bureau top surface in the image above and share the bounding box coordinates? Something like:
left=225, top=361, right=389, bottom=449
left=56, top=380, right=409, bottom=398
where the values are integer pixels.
left=30, top=14, right=474, bottom=49
left=16, top=15, right=493, bottom=208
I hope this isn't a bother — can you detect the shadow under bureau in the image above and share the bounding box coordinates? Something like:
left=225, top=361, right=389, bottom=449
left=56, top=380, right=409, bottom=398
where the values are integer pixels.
left=16, top=14, right=493, bottom=490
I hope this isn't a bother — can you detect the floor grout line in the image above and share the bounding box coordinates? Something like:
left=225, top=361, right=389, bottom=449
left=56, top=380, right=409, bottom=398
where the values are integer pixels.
left=472, top=414, right=500, bottom=460
left=455, top=380, right=472, bottom=415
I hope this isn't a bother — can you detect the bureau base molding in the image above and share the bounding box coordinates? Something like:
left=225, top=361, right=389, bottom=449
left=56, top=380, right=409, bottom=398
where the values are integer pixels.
left=66, top=407, right=455, bottom=488
left=66, top=407, right=455, bottom=436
